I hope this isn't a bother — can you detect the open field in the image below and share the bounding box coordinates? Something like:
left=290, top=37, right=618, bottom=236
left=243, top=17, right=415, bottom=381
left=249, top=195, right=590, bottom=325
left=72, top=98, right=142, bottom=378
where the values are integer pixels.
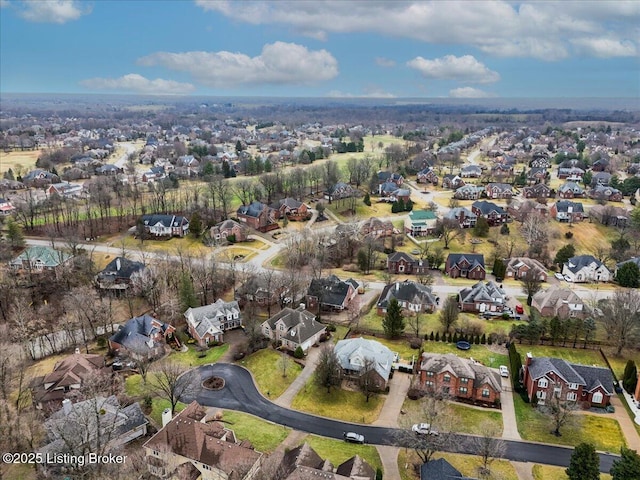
left=303, top=435, right=383, bottom=472
left=239, top=348, right=303, bottom=398
left=0, top=149, right=42, bottom=174
left=221, top=410, right=290, bottom=453
left=291, top=375, right=385, bottom=424
left=513, top=395, right=625, bottom=451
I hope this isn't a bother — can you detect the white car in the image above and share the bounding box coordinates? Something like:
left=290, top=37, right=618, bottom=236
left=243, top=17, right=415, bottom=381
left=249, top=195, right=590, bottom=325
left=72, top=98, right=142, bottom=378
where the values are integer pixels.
left=563, top=274, right=573, bottom=282
left=411, top=423, right=439, bottom=435
left=343, top=432, right=365, bottom=444
left=554, top=273, right=564, bottom=280
left=499, top=365, right=509, bottom=377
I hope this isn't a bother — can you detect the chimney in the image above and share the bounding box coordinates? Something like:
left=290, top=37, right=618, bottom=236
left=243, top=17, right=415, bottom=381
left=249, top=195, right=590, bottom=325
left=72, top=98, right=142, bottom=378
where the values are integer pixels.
left=396, top=283, right=399, bottom=291
left=162, top=408, right=172, bottom=428
left=299, top=303, right=306, bottom=311
left=116, top=258, right=121, bottom=271
left=526, top=352, right=533, bottom=366
left=62, top=398, right=72, bottom=416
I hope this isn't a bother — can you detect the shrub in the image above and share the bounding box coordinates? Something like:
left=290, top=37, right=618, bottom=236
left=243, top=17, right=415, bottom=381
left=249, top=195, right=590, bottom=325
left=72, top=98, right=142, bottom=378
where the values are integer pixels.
left=410, top=340, right=421, bottom=349
left=481, top=333, right=487, bottom=344
left=429, top=331, right=434, bottom=341
left=435, top=332, right=440, bottom=342
left=96, top=336, right=107, bottom=348
left=565, top=231, right=573, bottom=239
left=500, top=224, right=510, bottom=235
left=326, top=323, right=337, bottom=332
left=294, top=346, right=305, bottom=359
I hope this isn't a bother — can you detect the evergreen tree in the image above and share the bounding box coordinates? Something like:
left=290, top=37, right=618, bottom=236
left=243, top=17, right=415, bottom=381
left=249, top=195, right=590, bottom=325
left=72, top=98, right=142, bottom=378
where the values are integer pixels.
left=383, top=298, right=405, bottom=339
left=616, top=262, right=640, bottom=288
left=179, top=273, right=199, bottom=310
left=554, top=244, right=576, bottom=266
left=622, top=360, right=637, bottom=394
left=566, top=443, right=600, bottom=480
left=610, top=447, right=640, bottom=480
left=473, top=217, right=490, bottom=237
left=189, top=211, right=203, bottom=239
left=363, top=192, right=371, bottom=206
left=5, top=217, right=25, bottom=249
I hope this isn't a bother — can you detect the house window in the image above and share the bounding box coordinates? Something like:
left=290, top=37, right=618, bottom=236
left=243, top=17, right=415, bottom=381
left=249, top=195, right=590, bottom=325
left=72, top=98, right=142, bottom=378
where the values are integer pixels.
left=443, top=374, right=451, bottom=383
left=399, top=265, right=405, bottom=272
left=538, top=379, right=548, bottom=388
left=537, top=391, right=546, bottom=400
left=567, top=392, right=577, bottom=401
left=569, top=383, right=578, bottom=390
left=592, top=392, right=603, bottom=404
left=427, top=371, right=434, bottom=377
left=459, top=387, right=468, bottom=394
left=460, top=378, right=468, bottom=384
left=279, top=325, right=284, bottom=331
left=482, top=389, right=490, bottom=398
left=426, top=381, right=434, bottom=387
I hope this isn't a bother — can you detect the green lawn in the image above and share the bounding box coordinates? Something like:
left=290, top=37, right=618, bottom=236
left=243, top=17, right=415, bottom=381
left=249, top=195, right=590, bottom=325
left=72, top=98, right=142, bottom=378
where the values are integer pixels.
left=423, top=343, right=508, bottom=369
left=513, top=345, right=607, bottom=368
left=331, top=325, right=350, bottom=343
left=360, top=335, right=422, bottom=362
left=221, top=410, right=290, bottom=453
left=532, top=464, right=612, bottom=480
left=238, top=348, right=303, bottom=398
left=399, top=450, right=517, bottom=480
left=513, top=396, right=626, bottom=451
left=150, top=399, right=186, bottom=426
left=602, top=348, right=640, bottom=380
left=400, top=397, right=503, bottom=435
left=291, top=376, right=385, bottom=424
left=171, top=343, right=229, bottom=367
left=125, top=373, right=146, bottom=397
left=304, top=435, right=382, bottom=472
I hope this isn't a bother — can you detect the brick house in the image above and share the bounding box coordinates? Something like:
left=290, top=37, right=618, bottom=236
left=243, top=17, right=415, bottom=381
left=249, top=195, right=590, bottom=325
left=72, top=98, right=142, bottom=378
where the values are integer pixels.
left=442, top=175, right=465, bottom=190
left=271, top=197, right=311, bottom=221
left=324, top=182, right=356, bottom=202
left=522, top=353, right=614, bottom=407
left=471, top=201, right=508, bottom=226
left=522, top=183, right=552, bottom=199
left=558, top=166, right=585, bottom=180
left=444, top=207, right=477, bottom=229
left=419, top=353, right=502, bottom=405
left=558, top=182, right=585, bottom=199
left=109, top=314, right=177, bottom=361
left=95, top=256, right=145, bottom=292
left=417, top=166, right=439, bottom=185
left=386, top=252, right=429, bottom=274
left=144, top=401, right=262, bottom=480
left=526, top=167, right=548, bottom=184
left=377, top=171, right=404, bottom=187
left=485, top=183, right=513, bottom=199
left=531, top=287, right=586, bottom=319
left=550, top=201, right=584, bottom=223
left=237, top=201, right=278, bottom=231
left=589, top=184, right=623, bottom=202
left=460, top=164, right=482, bottom=178
left=184, top=299, right=242, bottom=346
left=306, top=275, right=359, bottom=311
left=454, top=184, right=484, bottom=200
left=505, top=257, right=547, bottom=282
left=210, top=219, right=249, bottom=243
left=445, top=253, right=486, bottom=280
left=360, top=217, right=394, bottom=238
left=261, top=304, right=326, bottom=353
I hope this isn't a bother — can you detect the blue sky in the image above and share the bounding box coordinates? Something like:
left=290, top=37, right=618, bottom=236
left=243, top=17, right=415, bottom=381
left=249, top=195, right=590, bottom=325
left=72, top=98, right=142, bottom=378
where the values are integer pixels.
left=1, top=0, right=639, bottom=98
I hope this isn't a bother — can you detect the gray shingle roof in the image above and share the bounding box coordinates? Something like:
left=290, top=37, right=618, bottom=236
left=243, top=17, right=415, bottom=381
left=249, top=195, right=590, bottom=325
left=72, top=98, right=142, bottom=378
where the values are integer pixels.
left=184, top=299, right=241, bottom=338
left=564, top=255, right=604, bottom=274
left=307, top=275, right=353, bottom=308
left=265, top=306, right=326, bottom=346
left=459, top=281, right=506, bottom=306
left=335, top=337, right=395, bottom=382
left=109, top=314, right=172, bottom=356
left=377, top=281, right=436, bottom=310
left=528, top=356, right=614, bottom=394
left=554, top=200, right=584, bottom=213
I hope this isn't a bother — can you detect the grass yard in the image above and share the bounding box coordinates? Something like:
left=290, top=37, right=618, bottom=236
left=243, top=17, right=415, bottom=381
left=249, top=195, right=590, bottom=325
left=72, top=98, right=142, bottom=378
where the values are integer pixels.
left=150, top=399, right=186, bottom=426
left=0, top=148, right=42, bottom=174
left=124, top=373, right=146, bottom=397
left=331, top=325, right=350, bottom=343
left=1, top=463, right=37, bottom=480
left=221, top=410, right=290, bottom=453
left=423, top=342, right=508, bottom=369
left=513, top=345, right=607, bottom=368
left=513, top=395, right=626, bottom=451
left=532, top=464, right=612, bottom=480
left=398, top=449, right=518, bottom=480
left=291, top=376, right=385, bottom=424
left=239, top=348, right=303, bottom=398
left=360, top=335, right=421, bottom=361
left=400, top=397, right=503, bottom=435
left=214, top=246, right=258, bottom=263
left=171, top=343, right=229, bottom=367
left=602, top=348, right=640, bottom=380
left=304, top=435, right=382, bottom=472
left=118, top=234, right=211, bottom=257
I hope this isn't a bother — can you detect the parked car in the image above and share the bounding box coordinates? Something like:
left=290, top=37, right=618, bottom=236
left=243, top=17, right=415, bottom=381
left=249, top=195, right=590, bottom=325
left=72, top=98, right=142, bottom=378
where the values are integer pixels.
left=412, top=423, right=439, bottom=435
left=343, top=432, right=365, bottom=444
left=499, top=365, right=509, bottom=377
left=554, top=272, right=564, bottom=280
left=563, top=275, right=572, bottom=282
left=515, top=304, right=524, bottom=314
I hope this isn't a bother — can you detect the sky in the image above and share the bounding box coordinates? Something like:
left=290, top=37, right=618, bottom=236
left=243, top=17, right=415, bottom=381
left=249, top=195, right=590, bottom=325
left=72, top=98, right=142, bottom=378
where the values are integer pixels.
left=1, top=0, right=639, bottom=98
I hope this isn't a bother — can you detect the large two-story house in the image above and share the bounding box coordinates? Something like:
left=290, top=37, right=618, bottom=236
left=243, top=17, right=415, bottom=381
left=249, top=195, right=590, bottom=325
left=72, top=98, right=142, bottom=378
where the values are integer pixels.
left=141, top=214, right=190, bottom=237
left=270, top=197, right=311, bottom=221
left=505, top=257, right=547, bottom=282
left=386, top=252, right=429, bottom=274
left=485, top=183, right=513, bottom=199
left=531, top=286, right=586, bottom=319
left=562, top=255, right=611, bottom=283
left=558, top=182, right=585, bottom=199
left=376, top=281, right=437, bottom=315
left=262, top=304, right=326, bottom=353
left=589, top=184, right=623, bottom=202
left=109, top=314, right=177, bottom=361
left=184, top=299, right=242, bottom=346
left=404, top=210, right=438, bottom=236
left=471, top=201, right=508, bottom=226
left=445, top=253, right=486, bottom=280
left=444, top=207, right=477, bottom=229
left=454, top=184, right=484, bottom=200
left=95, top=256, right=145, bottom=292
left=237, top=201, right=278, bottom=231
left=419, top=353, right=502, bottom=405
left=550, top=201, right=585, bottom=223
left=522, top=353, right=614, bottom=407
left=522, top=183, right=552, bottom=199
left=458, top=281, right=507, bottom=313
left=306, top=275, right=359, bottom=312
left=335, top=337, right=395, bottom=390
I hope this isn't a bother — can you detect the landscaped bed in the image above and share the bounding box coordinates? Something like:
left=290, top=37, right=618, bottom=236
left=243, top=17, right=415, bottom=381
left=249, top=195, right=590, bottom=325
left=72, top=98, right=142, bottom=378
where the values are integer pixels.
left=291, top=376, right=384, bottom=424
left=239, top=348, right=303, bottom=398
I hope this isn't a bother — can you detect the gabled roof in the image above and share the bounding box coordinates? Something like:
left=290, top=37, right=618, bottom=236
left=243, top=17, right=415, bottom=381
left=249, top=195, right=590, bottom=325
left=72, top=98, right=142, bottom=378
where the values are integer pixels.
left=237, top=201, right=269, bottom=218
left=336, top=454, right=376, bottom=480
left=307, top=275, right=354, bottom=308
left=408, top=210, right=437, bottom=221
left=420, top=353, right=502, bottom=393
left=554, top=200, right=584, bottom=213
left=420, top=458, right=477, bottom=480
left=445, top=207, right=477, bottom=221
left=446, top=253, right=485, bottom=270
left=11, top=246, right=72, bottom=268
left=109, top=314, right=173, bottom=356
left=377, top=281, right=436, bottom=310
left=264, top=306, right=325, bottom=346
left=459, top=281, right=506, bottom=305
left=616, top=256, right=640, bottom=270
left=564, top=255, right=607, bottom=274
left=335, top=337, right=395, bottom=382
left=558, top=182, right=584, bottom=193
left=532, top=286, right=584, bottom=311
left=142, top=214, right=189, bottom=228
left=527, top=356, right=614, bottom=394
left=472, top=200, right=506, bottom=215
left=96, top=256, right=145, bottom=281
left=185, top=299, right=240, bottom=338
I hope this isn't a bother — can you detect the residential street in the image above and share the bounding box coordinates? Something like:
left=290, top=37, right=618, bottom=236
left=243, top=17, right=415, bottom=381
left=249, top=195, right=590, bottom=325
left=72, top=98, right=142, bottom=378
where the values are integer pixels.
left=187, top=363, right=619, bottom=473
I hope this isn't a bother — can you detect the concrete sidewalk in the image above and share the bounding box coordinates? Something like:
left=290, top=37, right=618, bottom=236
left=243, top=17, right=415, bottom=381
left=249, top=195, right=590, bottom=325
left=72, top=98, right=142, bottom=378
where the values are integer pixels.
left=274, top=346, right=321, bottom=408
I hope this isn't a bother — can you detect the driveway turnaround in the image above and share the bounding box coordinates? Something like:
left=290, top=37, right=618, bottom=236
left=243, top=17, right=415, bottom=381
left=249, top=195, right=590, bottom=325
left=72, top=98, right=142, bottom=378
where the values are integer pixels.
left=188, top=364, right=618, bottom=473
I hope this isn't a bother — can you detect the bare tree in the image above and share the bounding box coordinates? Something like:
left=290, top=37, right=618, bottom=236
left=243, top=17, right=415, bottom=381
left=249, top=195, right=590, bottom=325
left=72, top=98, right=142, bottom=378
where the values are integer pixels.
left=600, top=289, right=640, bottom=355
left=278, top=351, right=291, bottom=378
left=315, top=345, right=342, bottom=393
left=472, top=421, right=506, bottom=478
left=435, top=218, right=463, bottom=249
left=358, top=357, right=379, bottom=403
left=521, top=276, right=543, bottom=306
left=150, top=360, right=200, bottom=414
left=439, top=296, right=459, bottom=334
left=544, top=392, right=577, bottom=437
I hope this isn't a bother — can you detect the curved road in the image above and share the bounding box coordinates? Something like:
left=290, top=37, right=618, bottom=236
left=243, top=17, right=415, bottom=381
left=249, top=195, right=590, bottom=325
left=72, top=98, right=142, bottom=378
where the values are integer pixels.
left=187, top=363, right=617, bottom=473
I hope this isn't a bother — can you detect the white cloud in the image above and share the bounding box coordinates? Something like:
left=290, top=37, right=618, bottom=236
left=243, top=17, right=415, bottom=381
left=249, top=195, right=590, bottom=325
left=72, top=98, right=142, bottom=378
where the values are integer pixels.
left=449, top=87, right=495, bottom=98
left=407, top=55, right=500, bottom=84
left=375, top=57, right=396, bottom=68
left=0, top=0, right=10, bottom=8
left=16, top=0, right=89, bottom=23
left=138, top=42, right=338, bottom=88
left=195, top=1, right=639, bottom=60
left=571, top=37, right=637, bottom=58
left=80, top=74, right=195, bottom=95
